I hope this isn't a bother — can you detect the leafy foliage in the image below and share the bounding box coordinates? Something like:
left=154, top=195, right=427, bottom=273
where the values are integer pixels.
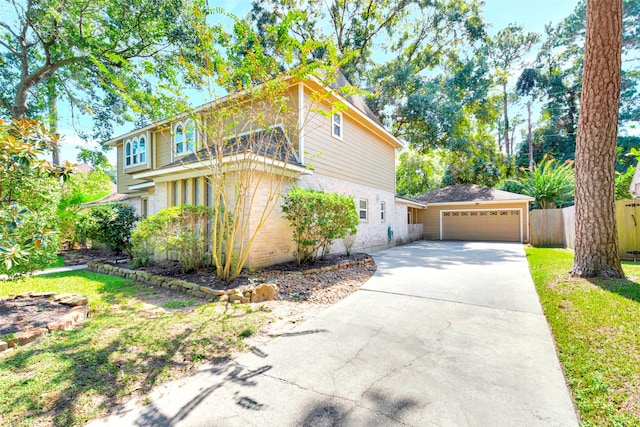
left=500, top=158, right=575, bottom=209
left=282, top=187, right=359, bottom=264
left=0, top=119, right=68, bottom=275
left=58, top=168, right=113, bottom=249
left=0, top=0, right=211, bottom=144
left=77, top=204, right=138, bottom=255
left=395, top=149, right=442, bottom=198
left=132, top=205, right=213, bottom=273
left=615, top=165, right=635, bottom=200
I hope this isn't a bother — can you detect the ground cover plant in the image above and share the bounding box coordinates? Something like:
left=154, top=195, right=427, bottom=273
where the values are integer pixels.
left=0, top=271, right=268, bottom=426
left=526, top=247, right=640, bottom=426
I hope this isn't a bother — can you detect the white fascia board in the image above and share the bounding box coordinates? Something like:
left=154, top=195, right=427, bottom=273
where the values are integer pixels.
left=394, top=197, right=426, bottom=209
left=426, top=199, right=534, bottom=206
left=128, top=182, right=155, bottom=191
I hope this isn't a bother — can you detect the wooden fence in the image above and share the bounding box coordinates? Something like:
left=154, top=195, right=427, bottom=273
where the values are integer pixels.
left=530, top=200, right=640, bottom=260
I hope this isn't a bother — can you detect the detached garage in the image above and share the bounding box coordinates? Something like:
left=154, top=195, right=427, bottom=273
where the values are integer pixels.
left=415, top=185, right=534, bottom=243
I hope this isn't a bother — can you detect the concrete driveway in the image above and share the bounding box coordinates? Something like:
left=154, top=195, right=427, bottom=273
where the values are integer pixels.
left=88, top=241, right=578, bottom=426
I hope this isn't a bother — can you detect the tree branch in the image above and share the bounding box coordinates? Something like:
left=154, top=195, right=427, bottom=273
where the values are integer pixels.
left=0, top=39, right=20, bottom=58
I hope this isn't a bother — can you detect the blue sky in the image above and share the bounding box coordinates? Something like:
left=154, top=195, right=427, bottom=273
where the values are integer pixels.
left=58, top=0, right=580, bottom=165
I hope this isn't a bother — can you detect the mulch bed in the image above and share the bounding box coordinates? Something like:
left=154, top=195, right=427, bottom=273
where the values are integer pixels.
left=61, top=248, right=377, bottom=304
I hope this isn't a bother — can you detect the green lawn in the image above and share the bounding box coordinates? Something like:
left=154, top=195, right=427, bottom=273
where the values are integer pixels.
left=526, top=248, right=640, bottom=426
left=0, top=271, right=268, bottom=426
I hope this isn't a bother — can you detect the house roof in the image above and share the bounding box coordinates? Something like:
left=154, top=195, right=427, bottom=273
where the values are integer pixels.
left=329, top=72, right=383, bottom=127
left=74, top=163, right=94, bottom=174
left=82, top=192, right=131, bottom=207
left=415, top=184, right=534, bottom=204
left=160, top=126, right=301, bottom=169
left=104, top=73, right=400, bottom=149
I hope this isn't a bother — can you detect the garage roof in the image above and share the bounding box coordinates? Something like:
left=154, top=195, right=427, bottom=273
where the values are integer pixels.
left=416, top=184, right=534, bottom=204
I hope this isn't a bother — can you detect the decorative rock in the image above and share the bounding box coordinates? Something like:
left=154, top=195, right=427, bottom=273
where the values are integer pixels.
left=52, top=293, right=74, bottom=302
left=8, top=328, right=48, bottom=348
left=30, top=292, right=57, bottom=298
left=59, top=295, right=88, bottom=307
left=251, top=283, right=278, bottom=303
left=241, top=297, right=250, bottom=304
left=219, top=295, right=229, bottom=302
left=0, top=341, right=7, bottom=351
left=228, top=293, right=243, bottom=303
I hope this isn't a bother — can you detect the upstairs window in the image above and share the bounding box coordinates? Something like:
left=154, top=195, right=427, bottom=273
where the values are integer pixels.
left=132, top=139, right=139, bottom=164
left=125, top=140, right=132, bottom=166
left=139, top=136, right=146, bottom=163
left=174, top=119, right=197, bottom=156
left=124, top=134, right=147, bottom=168
left=359, top=199, right=368, bottom=221
left=332, top=112, right=342, bottom=140
left=185, top=119, right=196, bottom=151
left=174, top=124, right=185, bottom=155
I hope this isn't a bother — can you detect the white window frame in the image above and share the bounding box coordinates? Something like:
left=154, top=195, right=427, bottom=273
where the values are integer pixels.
left=380, top=202, right=386, bottom=222
left=331, top=111, right=343, bottom=140
left=359, top=199, right=368, bottom=221
left=174, top=119, right=197, bottom=158
left=124, top=139, right=132, bottom=167
left=124, top=133, right=149, bottom=169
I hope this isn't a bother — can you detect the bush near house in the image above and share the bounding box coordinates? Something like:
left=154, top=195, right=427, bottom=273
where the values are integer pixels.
left=58, top=168, right=113, bottom=249
left=77, top=203, right=139, bottom=255
left=131, top=205, right=213, bottom=272
left=282, top=187, right=359, bottom=264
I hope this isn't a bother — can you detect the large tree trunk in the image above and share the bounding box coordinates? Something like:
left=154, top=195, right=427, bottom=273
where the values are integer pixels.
left=569, top=0, right=624, bottom=278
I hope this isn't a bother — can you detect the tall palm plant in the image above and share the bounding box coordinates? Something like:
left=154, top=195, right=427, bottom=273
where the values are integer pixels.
left=502, top=157, right=575, bottom=209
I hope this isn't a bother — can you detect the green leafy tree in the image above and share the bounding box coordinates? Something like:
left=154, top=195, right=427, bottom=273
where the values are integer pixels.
left=0, top=0, right=211, bottom=148
left=282, top=187, right=359, bottom=264
left=0, top=118, right=68, bottom=274
left=487, top=24, right=540, bottom=166
left=58, top=168, right=113, bottom=248
left=396, top=149, right=442, bottom=198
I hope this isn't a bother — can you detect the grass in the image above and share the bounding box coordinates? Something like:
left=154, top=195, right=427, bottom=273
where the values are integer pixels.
left=47, top=255, right=65, bottom=269
left=0, top=270, right=268, bottom=426
left=526, top=247, right=640, bottom=426
left=163, top=299, right=195, bottom=309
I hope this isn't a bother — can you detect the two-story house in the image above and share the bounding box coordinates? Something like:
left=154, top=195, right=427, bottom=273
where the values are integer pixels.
left=105, top=73, right=425, bottom=268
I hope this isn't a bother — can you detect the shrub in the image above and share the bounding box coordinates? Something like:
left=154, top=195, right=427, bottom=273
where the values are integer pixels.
left=77, top=203, right=139, bottom=255
left=132, top=205, right=212, bottom=272
left=499, top=157, right=574, bottom=209
left=281, top=187, right=359, bottom=264
left=58, top=169, right=113, bottom=249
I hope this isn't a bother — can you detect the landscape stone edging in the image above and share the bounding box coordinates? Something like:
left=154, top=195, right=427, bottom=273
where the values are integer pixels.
left=87, top=262, right=278, bottom=304
left=87, top=257, right=373, bottom=303
left=0, top=292, right=89, bottom=353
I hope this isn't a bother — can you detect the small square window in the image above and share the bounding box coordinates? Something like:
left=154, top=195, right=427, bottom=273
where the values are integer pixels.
left=359, top=199, right=368, bottom=221
left=380, top=202, right=385, bottom=222
left=332, top=112, right=342, bottom=139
